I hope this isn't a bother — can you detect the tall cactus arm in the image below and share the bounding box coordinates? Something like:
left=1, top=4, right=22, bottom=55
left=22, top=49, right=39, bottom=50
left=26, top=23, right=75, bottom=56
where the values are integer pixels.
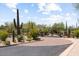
left=20, top=23, right=23, bottom=29
left=17, top=9, right=20, bottom=27
left=66, top=21, right=68, bottom=31
left=14, top=18, right=17, bottom=28
left=12, top=30, right=15, bottom=42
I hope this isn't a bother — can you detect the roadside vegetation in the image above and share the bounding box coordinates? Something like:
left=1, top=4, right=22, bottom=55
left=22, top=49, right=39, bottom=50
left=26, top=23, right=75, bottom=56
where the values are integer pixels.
left=0, top=3, right=79, bottom=46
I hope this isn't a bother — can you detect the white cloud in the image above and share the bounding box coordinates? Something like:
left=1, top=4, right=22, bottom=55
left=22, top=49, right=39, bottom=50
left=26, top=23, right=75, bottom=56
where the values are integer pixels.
left=64, top=13, right=77, bottom=26
left=42, top=11, right=49, bottom=15
left=24, top=9, right=29, bottom=14
left=20, top=15, right=23, bottom=18
left=38, top=3, right=46, bottom=12
left=27, top=16, right=31, bottom=20
left=31, top=4, right=34, bottom=7
left=5, top=3, right=18, bottom=13
left=48, top=12, right=77, bottom=22
left=49, top=15, right=63, bottom=20
left=65, top=13, right=70, bottom=16
left=12, top=9, right=17, bottom=13
left=39, top=14, right=63, bottom=25
left=45, top=4, right=62, bottom=12
left=38, top=3, right=62, bottom=15
left=5, top=3, right=17, bottom=9
left=39, top=12, right=77, bottom=26
left=64, top=13, right=77, bottom=20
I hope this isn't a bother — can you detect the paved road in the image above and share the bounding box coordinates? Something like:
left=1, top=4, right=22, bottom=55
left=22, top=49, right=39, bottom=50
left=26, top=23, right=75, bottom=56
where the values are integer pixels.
left=0, top=37, right=72, bottom=56
left=0, top=44, right=71, bottom=56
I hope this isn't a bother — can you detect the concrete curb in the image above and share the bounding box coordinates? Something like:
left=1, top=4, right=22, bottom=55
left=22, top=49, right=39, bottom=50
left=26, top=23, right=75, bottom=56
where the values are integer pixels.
left=0, top=44, right=18, bottom=48
left=59, top=38, right=77, bottom=56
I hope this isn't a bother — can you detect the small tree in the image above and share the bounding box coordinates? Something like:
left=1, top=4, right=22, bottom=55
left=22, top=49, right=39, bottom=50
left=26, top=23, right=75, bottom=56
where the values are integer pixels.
left=37, top=25, right=50, bottom=36
left=51, top=22, right=65, bottom=36
left=5, top=22, right=15, bottom=33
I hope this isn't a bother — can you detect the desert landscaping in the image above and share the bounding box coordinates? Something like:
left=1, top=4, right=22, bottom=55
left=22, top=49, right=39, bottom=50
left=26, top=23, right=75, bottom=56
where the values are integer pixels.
left=0, top=3, right=79, bottom=56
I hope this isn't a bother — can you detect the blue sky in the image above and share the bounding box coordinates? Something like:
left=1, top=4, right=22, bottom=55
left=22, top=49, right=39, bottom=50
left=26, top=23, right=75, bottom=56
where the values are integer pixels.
left=0, top=3, right=78, bottom=26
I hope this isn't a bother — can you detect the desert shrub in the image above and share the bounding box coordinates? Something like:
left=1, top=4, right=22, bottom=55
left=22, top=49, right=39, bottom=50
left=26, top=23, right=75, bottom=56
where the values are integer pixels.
left=26, top=21, right=39, bottom=40
left=27, top=38, right=32, bottom=42
left=0, top=30, right=8, bottom=41
left=73, top=29, right=79, bottom=38
left=6, top=41, right=10, bottom=45
left=17, top=34, right=24, bottom=42
left=27, top=28, right=38, bottom=40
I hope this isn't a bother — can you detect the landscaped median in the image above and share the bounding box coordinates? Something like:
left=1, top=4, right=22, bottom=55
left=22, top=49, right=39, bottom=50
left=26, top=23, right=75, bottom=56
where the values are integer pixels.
left=0, top=36, right=42, bottom=48
left=0, top=41, right=18, bottom=48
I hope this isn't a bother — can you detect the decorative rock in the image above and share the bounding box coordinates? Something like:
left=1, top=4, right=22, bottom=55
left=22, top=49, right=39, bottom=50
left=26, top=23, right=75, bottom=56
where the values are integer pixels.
left=24, top=36, right=28, bottom=40
left=6, top=37, right=12, bottom=45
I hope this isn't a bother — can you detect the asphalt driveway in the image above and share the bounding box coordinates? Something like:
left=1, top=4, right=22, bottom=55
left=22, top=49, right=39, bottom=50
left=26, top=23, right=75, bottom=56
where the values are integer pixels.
left=0, top=44, right=71, bottom=56
left=0, top=37, right=72, bottom=56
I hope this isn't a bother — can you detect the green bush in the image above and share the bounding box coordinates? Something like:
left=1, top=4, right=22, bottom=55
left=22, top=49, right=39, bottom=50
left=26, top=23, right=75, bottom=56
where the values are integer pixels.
left=26, top=33, right=32, bottom=42
left=0, top=30, right=8, bottom=41
left=73, top=29, right=79, bottom=38
left=27, top=28, right=38, bottom=40
left=27, top=38, right=32, bottom=42
left=26, top=21, right=39, bottom=40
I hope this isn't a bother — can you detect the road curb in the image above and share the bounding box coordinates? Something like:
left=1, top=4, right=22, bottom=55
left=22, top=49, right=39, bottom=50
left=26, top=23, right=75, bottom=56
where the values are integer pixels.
left=0, top=43, right=18, bottom=48
left=59, top=38, right=77, bottom=56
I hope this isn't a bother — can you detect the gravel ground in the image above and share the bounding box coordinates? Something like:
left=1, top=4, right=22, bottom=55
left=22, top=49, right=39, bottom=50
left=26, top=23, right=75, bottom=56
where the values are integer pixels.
left=18, top=37, right=72, bottom=46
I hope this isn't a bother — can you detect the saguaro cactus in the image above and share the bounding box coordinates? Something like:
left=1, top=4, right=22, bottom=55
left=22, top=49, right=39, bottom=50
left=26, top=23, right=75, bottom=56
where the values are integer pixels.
left=64, top=21, right=68, bottom=36
left=13, top=9, right=23, bottom=35
left=76, top=22, right=78, bottom=28
left=68, top=27, right=71, bottom=37
left=12, top=30, right=15, bottom=42
left=66, top=21, right=68, bottom=35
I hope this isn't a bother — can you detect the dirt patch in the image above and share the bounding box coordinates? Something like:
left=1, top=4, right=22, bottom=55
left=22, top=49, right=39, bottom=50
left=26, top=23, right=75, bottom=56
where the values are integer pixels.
left=18, top=37, right=73, bottom=46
